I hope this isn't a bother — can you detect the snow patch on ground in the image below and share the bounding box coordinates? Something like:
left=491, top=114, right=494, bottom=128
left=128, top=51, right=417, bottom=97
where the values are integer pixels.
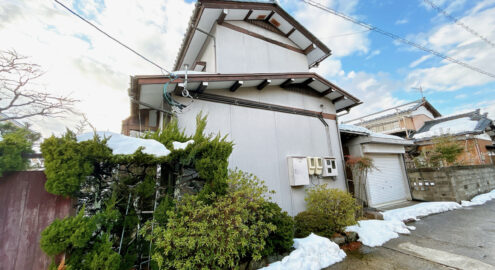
left=77, top=131, right=170, bottom=157
left=172, top=140, right=194, bottom=150
left=346, top=220, right=415, bottom=247
left=382, top=202, right=461, bottom=222
left=346, top=202, right=461, bottom=247
left=261, top=233, right=346, bottom=270
left=461, top=189, right=495, bottom=207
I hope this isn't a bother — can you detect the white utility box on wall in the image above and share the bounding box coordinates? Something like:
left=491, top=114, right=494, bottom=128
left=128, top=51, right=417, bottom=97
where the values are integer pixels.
left=315, top=157, right=323, bottom=175
left=322, top=157, right=338, bottom=177
left=307, top=156, right=316, bottom=175
left=288, top=156, right=310, bottom=186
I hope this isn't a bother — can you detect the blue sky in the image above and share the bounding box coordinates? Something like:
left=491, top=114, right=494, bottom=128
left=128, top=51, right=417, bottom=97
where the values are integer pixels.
left=0, top=0, right=494, bottom=135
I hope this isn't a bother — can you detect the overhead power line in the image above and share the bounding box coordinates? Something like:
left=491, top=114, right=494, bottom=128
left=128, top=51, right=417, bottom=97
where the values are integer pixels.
left=53, top=0, right=173, bottom=75
left=302, top=0, right=495, bottom=79
left=423, top=0, right=495, bottom=49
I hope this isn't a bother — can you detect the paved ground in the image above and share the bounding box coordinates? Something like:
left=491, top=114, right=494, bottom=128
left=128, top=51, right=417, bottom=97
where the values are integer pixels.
left=326, top=200, right=495, bottom=270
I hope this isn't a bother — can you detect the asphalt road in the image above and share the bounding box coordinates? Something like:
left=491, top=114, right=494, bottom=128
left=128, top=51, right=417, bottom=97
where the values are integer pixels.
left=326, top=200, right=495, bottom=270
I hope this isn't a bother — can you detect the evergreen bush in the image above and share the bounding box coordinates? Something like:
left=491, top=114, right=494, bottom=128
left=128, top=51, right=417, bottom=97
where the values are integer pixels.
left=143, top=170, right=276, bottom=269
left=261, top=202, right=294, bottom=256
left=0, top=123, right=37, bottom=176
left=295, top=185, right=359, bottom=238
left=294, top=210, right=333, bottom=238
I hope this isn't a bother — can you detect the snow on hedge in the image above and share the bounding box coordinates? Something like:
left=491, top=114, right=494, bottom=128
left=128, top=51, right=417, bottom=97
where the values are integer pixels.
left=346, top=220, right=414, bottom=247
left=77, top=131, right=170, bottom=157
left=172, top=140, right=194, bottom=150
left=382, top=202, right=461, bottom=222
left=461, top=189, right=495, bottom=207
left=261, top=233, right=346, bottom=270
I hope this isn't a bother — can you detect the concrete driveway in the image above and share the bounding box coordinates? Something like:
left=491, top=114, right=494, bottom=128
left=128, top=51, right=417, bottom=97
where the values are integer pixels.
left=327, top=200, right=495, bottom=270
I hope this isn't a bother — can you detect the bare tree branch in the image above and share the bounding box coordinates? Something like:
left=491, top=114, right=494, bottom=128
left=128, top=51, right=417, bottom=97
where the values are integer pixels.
left=0, top=49, right=79, bottom=122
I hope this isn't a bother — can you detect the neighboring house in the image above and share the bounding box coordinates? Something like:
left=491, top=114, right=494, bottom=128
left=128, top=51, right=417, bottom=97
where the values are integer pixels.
left=0, top=112, right=25, bottom=129
left=339, top=124, right=413, bottom=208
left=412, top=110, right=495, bottom=165
left=122, top=0, right=362, bottom=215
left=343, top=98, right=441, bottom=138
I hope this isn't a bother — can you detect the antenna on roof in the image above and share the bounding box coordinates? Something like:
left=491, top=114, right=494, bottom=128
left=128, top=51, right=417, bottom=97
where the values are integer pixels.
left=412, top=85, right=424, bottom=100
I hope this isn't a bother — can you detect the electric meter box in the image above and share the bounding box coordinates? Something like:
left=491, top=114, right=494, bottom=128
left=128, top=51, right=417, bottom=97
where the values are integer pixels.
left=307, top=156, right=316, bottom=175
left=314, top=157, right=323, bottom=175
left=322, top=157, right=338, bottom=177
left=287, top=156, right=310, bottom=186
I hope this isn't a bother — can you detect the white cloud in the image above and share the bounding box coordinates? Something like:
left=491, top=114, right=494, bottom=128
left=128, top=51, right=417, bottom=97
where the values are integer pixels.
left=409, top=54, right=432, bottom=68
left=290, top=0, right=370, bottom=58
left=365, top=49, right=380, bottom=60
left=406, top=2, right=495, bottom=92
left=0, top=0, right=194, bottom=137
left=395, top=18, right=408, bottom=25
left=337, top=71, right=406, bottom=122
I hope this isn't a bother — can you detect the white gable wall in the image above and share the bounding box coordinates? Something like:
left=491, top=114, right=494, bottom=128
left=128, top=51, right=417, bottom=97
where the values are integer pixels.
left=208, top=21, right=309, bottom=73
left=173, top=86, right=345, bottom=216
left=410, top=105, right=435, bottom=119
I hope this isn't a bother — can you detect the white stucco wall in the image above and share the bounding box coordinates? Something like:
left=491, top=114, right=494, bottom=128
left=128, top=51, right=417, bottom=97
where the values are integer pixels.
left=197, top=26, right=217, bottom=73
left=174, top=87, right=346, bottom=216
left=213, top=21, right=309, bottom=73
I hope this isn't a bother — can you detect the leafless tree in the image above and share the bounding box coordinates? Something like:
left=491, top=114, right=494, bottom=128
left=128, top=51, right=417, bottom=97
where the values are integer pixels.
left=0, top=49, right=78, bottom=122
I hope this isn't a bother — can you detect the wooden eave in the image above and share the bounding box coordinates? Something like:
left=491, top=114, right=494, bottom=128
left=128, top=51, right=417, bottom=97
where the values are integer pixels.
left=174, top=0, right=332, bottom=71
left=131, top=72, right=361, bottom=112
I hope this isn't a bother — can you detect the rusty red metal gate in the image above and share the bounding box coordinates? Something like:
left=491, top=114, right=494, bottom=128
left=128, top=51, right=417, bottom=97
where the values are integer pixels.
left=0, top=171, right=72, bottom=270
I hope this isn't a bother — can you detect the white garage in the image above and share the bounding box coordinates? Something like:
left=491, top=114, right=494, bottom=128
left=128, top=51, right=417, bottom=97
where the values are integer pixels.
left=340, top=125, right=413, bottom=208
left=366, top=153, right=410, bottom=206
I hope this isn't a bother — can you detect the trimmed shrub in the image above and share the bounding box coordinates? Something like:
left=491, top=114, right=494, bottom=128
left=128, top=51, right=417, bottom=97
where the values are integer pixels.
left=295, top=185, right=359, bottom=238
left=294, top=211, right=333, bottom=238
left=306, top=184, right=360, bottom=232
left=261, top=202, right=294, bottom=256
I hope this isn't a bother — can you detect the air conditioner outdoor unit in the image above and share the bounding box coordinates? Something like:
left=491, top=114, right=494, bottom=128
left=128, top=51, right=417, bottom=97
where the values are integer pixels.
left=288, top=156, right=310, bottom=186
left=322, top=157, right=338, bottom=177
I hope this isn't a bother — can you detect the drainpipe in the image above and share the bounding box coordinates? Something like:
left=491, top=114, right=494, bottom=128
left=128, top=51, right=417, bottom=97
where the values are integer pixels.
left=194, top=27, right=217, bottom=73
left=335, top=114, right=350, bottom=192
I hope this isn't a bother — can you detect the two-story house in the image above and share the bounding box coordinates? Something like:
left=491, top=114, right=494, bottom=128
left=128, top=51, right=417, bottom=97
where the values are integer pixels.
left=121, top=0, right=362, bottom=215
left=343, top=98, right=441, bottom=139
left=413, top=110, right=495, bottom=165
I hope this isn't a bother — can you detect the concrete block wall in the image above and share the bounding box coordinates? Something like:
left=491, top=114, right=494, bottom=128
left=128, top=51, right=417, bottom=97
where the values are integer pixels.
left=407, top=165, right=495, bottom=202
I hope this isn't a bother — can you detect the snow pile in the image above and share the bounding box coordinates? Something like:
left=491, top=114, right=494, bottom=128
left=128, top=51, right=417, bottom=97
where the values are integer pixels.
left=77, top=131, right=170, bottom=157
left=172, top=140, right=194, bottom=150
left=346, top=202, right=461, bottom=247
left=261, top=233, right=346, bottom=270
left=461, top=189, right=495, bottom=207
left=346, top=220, right=414, bottom=247
left=382, top=202, right=461, bottom=222
left=413, top=117, right=478, bottom=139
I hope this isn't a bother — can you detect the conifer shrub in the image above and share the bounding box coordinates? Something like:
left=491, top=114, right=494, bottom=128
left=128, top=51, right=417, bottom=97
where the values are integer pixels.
left=295, top=185, right=359, bottom=238
left=0, top=125, right=36, bottom=176
left=40, top=201, right=121, bottom=269
left=41, top=131, right=112, bottom=197
left=261, top=202, right=295, bottom=256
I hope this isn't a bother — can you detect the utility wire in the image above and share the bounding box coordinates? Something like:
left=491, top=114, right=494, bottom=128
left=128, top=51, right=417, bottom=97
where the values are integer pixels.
left=53, top=0, right=173, bottom=75
left=303, top=0, right=495, bottom=79
left=423, top=0, right=495, bottom=49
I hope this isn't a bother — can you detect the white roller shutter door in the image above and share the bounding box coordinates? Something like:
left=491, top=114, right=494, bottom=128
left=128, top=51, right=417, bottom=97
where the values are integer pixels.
left=367, top=154, right=409, bottom=207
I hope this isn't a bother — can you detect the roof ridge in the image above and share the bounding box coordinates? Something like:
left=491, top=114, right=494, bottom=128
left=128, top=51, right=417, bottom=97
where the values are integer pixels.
left=343, top=98, right=424, bottom=123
